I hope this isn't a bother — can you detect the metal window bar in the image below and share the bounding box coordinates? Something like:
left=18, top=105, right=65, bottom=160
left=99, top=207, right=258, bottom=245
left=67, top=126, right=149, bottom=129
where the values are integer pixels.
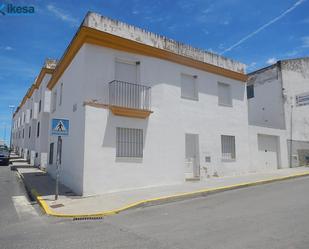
left=108, top=80, right=151, bottom=110
left=221, top=135, right=236, bottom=160
left=116, top=127, right=143, bottom=158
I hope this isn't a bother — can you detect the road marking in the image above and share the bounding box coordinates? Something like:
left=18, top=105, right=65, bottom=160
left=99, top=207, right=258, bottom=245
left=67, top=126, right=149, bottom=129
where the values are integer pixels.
left=12, top=195, right=38, bottom=220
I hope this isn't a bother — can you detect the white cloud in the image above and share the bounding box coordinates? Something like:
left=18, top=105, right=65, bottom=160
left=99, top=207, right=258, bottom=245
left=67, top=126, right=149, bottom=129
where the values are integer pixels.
left=221, top=0, right=306, bottom=54
left=302, top=18, right=309, bottom=23
left=301, top=36, right=309, bottom=48
left=246, top=62, right=257, bottom=71
left=47, top=4, right=78, bottom=27
left=0, top=46, right=13, bottom=51
left=266, top=57, right=277, bottom=65
left=222, top=20, right=230, bottom=25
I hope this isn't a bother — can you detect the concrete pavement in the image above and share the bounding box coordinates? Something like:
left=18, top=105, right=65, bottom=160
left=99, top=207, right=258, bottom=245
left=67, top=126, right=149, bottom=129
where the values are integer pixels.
left=16, top=165, right=309, bottom=217
left=1, top=175, right=309, bottom=249
left=0, top=164, right=41, bottom=227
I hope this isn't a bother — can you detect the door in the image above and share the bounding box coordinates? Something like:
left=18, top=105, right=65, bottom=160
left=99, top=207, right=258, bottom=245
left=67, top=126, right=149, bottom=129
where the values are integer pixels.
left=115, top=59, right=140, bottom=108
left=257, top=134, right=279, bottom=170
left=185, top=134, right=200, bottom=179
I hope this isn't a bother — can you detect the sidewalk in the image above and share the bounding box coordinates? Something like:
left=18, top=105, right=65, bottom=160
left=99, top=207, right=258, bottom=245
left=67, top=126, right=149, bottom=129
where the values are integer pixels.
left=16, top=166, right=309, bottom=218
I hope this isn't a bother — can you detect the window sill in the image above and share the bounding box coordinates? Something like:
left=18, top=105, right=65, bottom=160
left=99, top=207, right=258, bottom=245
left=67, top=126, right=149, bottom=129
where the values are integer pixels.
left=116, top=157, right=143, bottom=163
left=181, top=96, right=199, bottom=101
left=221, top=159, right=236, bottom=162
left=218, top=103, right=233, bottom=107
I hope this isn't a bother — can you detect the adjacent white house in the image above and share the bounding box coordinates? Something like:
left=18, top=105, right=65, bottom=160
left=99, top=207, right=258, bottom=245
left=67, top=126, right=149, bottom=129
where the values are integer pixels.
left=247, top=57, right=309, bottom=170
left=11, top=12, right=309, bottom=197
left=12, top=59, right=56, bottom=169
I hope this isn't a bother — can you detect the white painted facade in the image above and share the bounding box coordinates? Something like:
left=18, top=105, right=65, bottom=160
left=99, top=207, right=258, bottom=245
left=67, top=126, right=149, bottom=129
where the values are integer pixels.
left=248, top=58, right=309, bottom=169
left=12, top=60, right=56, bottom=169
left=44, top=43, right=249, bottom=196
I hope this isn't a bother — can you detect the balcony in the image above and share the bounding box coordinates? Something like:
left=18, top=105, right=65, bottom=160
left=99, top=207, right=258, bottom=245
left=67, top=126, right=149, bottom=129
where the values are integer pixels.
left=108, top=80, right=152, bottom=119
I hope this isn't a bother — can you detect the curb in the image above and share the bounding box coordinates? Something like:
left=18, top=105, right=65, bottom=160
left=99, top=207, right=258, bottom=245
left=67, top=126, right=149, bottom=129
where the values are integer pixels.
left=23, top=171, right=309, bottom=219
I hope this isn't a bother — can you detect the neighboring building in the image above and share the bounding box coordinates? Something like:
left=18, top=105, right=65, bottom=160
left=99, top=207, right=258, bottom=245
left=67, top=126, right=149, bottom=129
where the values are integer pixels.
left=247, top=57, right=309, bottom=170
left=12, top=59, right=56, bottom=168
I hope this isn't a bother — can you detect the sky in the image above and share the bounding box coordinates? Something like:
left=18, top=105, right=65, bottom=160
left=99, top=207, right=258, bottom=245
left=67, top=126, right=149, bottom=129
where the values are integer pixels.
left=0, top=0, right=308, bottom=144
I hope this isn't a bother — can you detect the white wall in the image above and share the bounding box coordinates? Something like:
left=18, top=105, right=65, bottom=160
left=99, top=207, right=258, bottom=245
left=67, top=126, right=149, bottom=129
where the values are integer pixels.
left=34, top=73, right=52, bottom=168
left=81, top=43, right=250, bottom=196
left=47, top=46, right=86, bottom=195
left=281, top=59, right=309, bottom=142
left=248, top=125, right=289, bottom=172
left=248, top=65, right=286, bottom=129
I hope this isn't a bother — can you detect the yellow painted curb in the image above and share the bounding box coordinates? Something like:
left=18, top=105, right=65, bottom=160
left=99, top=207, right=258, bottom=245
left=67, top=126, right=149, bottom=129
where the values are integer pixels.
left=31, top=171, right=309, bottom=219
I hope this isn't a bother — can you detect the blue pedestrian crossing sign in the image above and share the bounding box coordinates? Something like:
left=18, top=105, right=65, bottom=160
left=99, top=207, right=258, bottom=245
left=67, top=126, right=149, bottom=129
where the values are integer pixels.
left=51, top=119, right=69, bottom=136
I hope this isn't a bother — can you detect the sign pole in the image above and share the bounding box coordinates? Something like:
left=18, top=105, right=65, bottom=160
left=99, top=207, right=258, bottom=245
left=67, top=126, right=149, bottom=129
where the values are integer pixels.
left=51, top=118, right=68, bottom=201
left=55, top=135, right=62, bottom=200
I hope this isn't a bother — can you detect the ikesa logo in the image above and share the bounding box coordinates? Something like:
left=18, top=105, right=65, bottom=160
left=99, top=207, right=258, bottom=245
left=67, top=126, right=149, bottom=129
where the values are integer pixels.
left=0, top=3, right=35, bottom=16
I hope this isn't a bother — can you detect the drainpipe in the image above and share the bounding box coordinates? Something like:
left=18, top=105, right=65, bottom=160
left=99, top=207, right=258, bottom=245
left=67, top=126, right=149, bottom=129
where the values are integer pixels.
left=289, top=103, right=293, bottom=168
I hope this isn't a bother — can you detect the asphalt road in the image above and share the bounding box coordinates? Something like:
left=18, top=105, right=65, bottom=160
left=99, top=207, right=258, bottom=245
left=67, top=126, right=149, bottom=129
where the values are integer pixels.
left=1, top=164, right=309, bottom=249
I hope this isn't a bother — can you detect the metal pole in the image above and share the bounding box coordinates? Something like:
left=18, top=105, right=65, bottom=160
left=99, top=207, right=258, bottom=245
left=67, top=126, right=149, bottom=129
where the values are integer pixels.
left=55, top=136, right=62, bottom=200
left=289, top=104, right=294, bottom=168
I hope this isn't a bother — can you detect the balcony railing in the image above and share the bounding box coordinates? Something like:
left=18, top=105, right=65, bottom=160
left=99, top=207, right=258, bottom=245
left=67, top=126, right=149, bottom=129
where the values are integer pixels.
left=108, top=80, right=152, bottom=118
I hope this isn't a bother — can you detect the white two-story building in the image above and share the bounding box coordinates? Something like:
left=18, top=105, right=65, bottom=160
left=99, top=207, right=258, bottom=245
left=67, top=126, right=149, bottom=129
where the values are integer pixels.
left=43, top=12, right=250, bottom=196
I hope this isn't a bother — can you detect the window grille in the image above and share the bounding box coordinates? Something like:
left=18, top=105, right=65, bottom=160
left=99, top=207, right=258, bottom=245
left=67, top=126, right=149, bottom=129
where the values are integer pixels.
left=221, top=135, right=236, bottom=160
left=116, top=127, right=143, bottom=158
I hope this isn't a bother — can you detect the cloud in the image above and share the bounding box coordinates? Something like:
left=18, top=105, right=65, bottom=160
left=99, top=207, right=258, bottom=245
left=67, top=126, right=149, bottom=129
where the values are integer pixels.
left=302, top=18, right=309, bottom=23
left=266, top=57, right=277, bottom=65
left=301, top=36, right=309, bottom=48
left=246, top=62, right=257, bottom=71
left=221, top=0, right=306, bottom=54
left=0, top=46, right=13, bottom=51
left=47, top=4, right=78, bottom=27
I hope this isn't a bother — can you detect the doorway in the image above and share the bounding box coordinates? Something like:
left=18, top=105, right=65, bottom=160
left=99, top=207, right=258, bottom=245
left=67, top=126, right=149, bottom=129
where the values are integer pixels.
left=185, top=133, right=200, bottom=179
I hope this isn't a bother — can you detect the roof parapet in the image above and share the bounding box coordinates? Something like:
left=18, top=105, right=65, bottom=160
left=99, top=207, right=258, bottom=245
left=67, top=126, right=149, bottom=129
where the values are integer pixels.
left=83, top=12, right=246, bottom=74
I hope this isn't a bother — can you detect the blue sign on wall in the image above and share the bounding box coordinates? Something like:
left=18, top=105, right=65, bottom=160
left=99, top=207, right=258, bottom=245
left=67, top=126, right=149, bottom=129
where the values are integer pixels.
left=51, top=119, right=69, bottom=136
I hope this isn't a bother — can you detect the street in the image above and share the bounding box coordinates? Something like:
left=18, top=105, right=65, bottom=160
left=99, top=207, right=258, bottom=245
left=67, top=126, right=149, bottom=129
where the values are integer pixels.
left=1, top=164, right=309, bottom=249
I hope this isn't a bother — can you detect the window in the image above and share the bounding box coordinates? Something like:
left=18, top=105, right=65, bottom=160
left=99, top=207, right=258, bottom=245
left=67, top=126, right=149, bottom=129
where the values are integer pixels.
left=28, top=126, right=31, bottom=138
left=247, top=85, right=254, bottom=99
left=37, top=122, right=40, bottom=137
left=39, top=100, right=42, bottom=113
left=49, top=143, right=54, bottom=164
left=116, top=127, right=143, bottom=158
left=59, top=83, right=63, bottom=106
left=30, top=109, right=32, bottom=119
left=218, top=82, right=232, bottom=106
left=52, top=90, right=57, bottom=112
left=221, top=135, right=236, bottom=161
left=22, top=129, right=24, bottom=139
left=181, top=74, right=198, bottom=100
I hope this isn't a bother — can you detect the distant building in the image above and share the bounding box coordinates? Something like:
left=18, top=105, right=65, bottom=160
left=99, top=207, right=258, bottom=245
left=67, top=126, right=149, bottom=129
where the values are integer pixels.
left=248, top=57, right=309, bottom=169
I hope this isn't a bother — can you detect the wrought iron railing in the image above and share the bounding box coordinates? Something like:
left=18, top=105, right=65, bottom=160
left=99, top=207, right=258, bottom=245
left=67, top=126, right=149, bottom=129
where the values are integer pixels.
left=108, top=80, right=151, bottom=111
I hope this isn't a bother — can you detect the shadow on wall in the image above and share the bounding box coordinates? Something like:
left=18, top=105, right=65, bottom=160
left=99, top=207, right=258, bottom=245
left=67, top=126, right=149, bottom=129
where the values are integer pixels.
left=102, top=111, right=149, bottom=163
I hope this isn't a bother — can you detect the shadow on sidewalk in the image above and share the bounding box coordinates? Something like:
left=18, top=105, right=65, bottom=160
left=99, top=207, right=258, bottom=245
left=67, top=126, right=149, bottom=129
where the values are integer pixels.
left=20, top=171, right=78, bottom=201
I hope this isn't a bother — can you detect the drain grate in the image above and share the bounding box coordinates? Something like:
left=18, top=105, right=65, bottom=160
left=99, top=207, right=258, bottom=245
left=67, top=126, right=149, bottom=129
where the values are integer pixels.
left=50, top=203, right=64, bottom=208
left=73, top=216, right=104, bottom=221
